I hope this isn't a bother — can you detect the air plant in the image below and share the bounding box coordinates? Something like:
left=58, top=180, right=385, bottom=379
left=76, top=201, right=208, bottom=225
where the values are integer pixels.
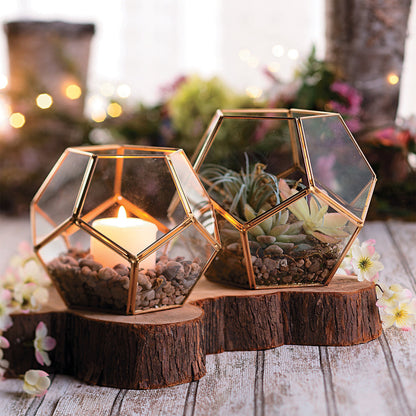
left=200, top=156, right=307, bottom=252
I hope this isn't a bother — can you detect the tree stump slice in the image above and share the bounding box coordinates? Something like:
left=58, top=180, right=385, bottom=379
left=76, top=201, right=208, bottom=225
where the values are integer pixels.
left=5, top=275, right=382, bottom=389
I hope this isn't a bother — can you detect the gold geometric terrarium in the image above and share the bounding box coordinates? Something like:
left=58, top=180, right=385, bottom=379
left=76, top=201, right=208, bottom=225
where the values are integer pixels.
left=31, top=145, right=220, bottom=314
left=194, top=109, right=376, bottom=289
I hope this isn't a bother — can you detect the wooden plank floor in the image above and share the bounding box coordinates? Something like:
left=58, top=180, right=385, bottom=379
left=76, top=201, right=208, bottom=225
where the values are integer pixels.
left=0, top=216, right=415, bottom=416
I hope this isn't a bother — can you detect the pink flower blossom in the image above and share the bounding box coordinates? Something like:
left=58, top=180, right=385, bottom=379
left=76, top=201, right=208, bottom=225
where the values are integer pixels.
left=33, top=322, right=56, bottom=366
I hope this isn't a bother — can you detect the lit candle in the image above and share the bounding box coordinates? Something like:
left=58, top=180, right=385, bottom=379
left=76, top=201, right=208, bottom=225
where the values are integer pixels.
left=90, top=206, right=158, bottom=269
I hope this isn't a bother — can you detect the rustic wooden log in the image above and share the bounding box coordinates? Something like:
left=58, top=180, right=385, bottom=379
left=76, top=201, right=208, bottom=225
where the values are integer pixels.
left=4, top=275, right=382, bottom=389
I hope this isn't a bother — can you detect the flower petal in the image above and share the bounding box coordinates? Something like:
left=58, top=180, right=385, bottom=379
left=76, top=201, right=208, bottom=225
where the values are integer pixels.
left=41, top=336, right=56, bottom=351
left=36, top=321, right=47, bottom=338
left=0, top=336, right=9, bottom=349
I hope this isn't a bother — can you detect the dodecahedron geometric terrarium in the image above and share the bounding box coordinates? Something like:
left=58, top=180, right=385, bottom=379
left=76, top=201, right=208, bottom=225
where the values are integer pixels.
left=31, top=145, right=220, bottom=314
left=194, top=109, right=376, bottom=289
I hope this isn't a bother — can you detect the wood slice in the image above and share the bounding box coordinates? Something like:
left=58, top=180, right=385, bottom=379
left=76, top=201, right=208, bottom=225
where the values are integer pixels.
left=4, top=275, right=382, bottom=389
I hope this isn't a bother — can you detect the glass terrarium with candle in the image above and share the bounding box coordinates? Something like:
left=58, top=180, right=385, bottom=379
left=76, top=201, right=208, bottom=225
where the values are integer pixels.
left=31, top=145, right=220, bottom=314
left=193, top=109, right=376, bottom=289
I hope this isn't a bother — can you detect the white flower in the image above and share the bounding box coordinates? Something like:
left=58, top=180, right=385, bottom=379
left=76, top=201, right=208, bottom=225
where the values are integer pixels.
left=23, top=370, right=50, bottom=396
left=0, top=335, right=10, bottom=380
left=34, top=322, right=56, bottom=366
left=0, top=289, right=13, bottom=331
left=376, top=284, right=416, bottom=331
left=14, top=283, right=49, bottom=312
left=2, top=242, right=51, bottom=313
left=351, top=239, right=384, bottom=282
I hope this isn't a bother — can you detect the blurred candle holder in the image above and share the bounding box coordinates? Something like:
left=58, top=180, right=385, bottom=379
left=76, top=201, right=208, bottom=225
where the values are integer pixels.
left=31, top=145, right=220, bottom=314
left=193, top=109, right=376, bottom=289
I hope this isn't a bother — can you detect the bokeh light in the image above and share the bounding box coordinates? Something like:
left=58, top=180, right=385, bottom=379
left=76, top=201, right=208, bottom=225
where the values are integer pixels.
left=245, top=86, right=263, bottom=99
left=36, top=93, right=53, bottom=109
left=65, top=84, right=82, bottom=100
left=272, top=45, right=285, bottom=58
left=116, top=84, right=131, bottom=98
left=288, top=49, right=299, bottom=60
left=9, top=112, right=25, bottom=128
left=107, top=102, right=122, bottom=118
left=387, top=73, right=399, bottom=85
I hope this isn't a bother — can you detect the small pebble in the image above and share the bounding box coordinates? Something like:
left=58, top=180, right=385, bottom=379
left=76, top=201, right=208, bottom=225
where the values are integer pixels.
left=79, top=258, right=102, bottom=271
left=138, top=273, right=152, bottom=290
left=165, top=261, right=184, bottom=280
left=114, top=264, right=129, bottom=276
left=98, top=267, right=118, bottom=281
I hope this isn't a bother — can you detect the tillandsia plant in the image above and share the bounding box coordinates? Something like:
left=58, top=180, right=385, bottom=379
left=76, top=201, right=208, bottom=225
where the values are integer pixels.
left=201, top=156, right=307, bottom=253
left=201, top=158, right=351, bottom=287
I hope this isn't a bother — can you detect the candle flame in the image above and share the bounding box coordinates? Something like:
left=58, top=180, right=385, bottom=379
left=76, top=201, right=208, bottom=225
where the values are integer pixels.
left=118, top=206, right=127, bottom=220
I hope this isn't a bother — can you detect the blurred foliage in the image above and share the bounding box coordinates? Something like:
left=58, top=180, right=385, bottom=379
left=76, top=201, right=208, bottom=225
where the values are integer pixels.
left=0, top=48, right=415, bottom=219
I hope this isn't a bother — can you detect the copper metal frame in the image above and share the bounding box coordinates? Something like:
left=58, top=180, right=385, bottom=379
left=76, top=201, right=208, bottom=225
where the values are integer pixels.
left=31, top=145, right=221, bottom=314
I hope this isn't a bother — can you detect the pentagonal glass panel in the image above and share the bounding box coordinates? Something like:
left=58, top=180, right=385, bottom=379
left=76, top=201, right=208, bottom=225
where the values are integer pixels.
left=168, top=150, right=217, bottom=240
left=36, top=149, right=92, bottom=227
left=33, top=207, right=56, bottom=246
left=253, top=186, right=358, bottom=287
left=42, top=224, right=130, bottom=313
left=120, top=156, right=183, bottom=230
left=300, top=115, right=375, bottom=219
left=198, top=114, right=309, bottom=225
left=204, top=215, right=250, bottom=288
left=134, top=223, right=216, bottom=312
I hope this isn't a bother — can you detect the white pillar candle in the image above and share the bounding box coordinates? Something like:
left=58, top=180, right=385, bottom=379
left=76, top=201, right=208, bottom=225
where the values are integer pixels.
left=90, top=206, right=158, bottom=269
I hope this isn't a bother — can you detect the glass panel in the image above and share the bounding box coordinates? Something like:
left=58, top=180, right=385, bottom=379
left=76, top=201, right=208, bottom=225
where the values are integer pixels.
left=33, top=208, right=56, bottom=246
left=42, top=226, right=129, bottom=313
left=81, top=156, right=118, bottom=219
left=37, top=150, right=91, bottom=227
left=204, top=216, right=250, bottom=288
left=134, top=223, right=215, bottom=312
left=120, top=156, right=182, bottom=230
left=168, top=150, right=217, bottom=240
left=253, top=192, right=357, bottom=287
left=198, top=115, right=308, bottom=225
left=300, top=115, right=375, bottom=219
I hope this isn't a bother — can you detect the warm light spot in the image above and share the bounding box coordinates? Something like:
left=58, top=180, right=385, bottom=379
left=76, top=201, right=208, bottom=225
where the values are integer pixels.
left=272, top=44, right=285, bottom=58
left=245, top=86, right=263, bottom=99
left=87, top=95, right=107, bottom=122
left=9, top=112, right=25, bottom=128
left=267, top=62, right=280, bottom=73
left=65, top=84, right=82, bottom=100
left=0, top=75, right=8, bottom=89
left=36, top=93, right=53, bottom=109
left=239, top=49, right=251, bottom=62
left=288, top=49, right=299, bottom=60
left=107, top=102, right=122, bottom=118
left=387, top=73, right=399, bottom=85
left=116, top=84, right=131, bottom=98
left=91, top=110, right=106, bottom=123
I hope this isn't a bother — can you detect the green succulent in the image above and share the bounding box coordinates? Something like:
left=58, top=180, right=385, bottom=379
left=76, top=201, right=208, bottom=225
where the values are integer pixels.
left=200, top=158, right=308, bottom=253
left=279, top=178, right=349, bottom=243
